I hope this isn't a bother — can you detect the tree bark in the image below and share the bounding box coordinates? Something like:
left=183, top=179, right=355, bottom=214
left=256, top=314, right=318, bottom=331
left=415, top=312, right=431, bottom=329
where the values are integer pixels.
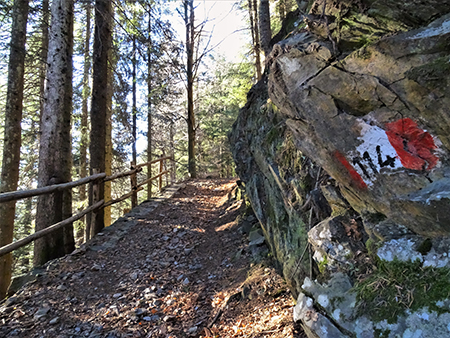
left=78, top=2, right=91, bottom=239
left=169, top=120, right=175, bottom=183
left=89, top=0, right=112, bottom=237
left=184, top=0, right=196, bottom=178
left=79, top=2, right=91, bottom=204
left=278, top=0, right=287, bottom=21
left=0, top=0, right=30, bottom=300
left=132, top=37, right=137, bottom=168
left=34, top=0, right=74, bottom=267
left=104, top=5, right=114, bottom=228
left=39, top=0, right=49, bottom=135
left=259, top=0, right=272, bottom=55
left=249, top=0, right=262, bottom=81
left=147, top=5, right=153, bottom=199
left=131, top=35, right=138, bottom=208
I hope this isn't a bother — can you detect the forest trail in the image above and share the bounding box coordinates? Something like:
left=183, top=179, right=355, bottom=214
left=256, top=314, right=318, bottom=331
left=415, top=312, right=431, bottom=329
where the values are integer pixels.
left=0, top=179, right=306, bottom=338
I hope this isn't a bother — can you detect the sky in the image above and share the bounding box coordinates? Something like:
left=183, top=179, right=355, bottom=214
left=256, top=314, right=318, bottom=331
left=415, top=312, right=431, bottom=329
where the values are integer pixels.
left=170, top=0, right=249, bottom=62
left=133, top=1, right=249, bottom=155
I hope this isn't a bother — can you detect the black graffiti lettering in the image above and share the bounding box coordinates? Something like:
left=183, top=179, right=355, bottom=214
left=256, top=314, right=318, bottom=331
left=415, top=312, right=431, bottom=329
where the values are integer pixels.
left=363, top=151, right=379, bottom=173
left=376, top=145, right=383, bottom=166
left=353, top=157, right=371, bottom=179
left=385, top=155, right=396, bottom=167
left=352, top=144, right=398, bottom=181
left=376, top=145, right=396, bottom=168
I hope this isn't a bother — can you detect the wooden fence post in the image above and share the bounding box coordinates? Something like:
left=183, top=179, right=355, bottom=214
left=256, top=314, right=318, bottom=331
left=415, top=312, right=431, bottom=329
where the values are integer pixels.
left=131, top=161, right=138, bottom=208
left=86, top=168, right=100, bottom=241
left=171, top=157, right=176, bottom=184
left=159, top=158, right=163, bottom=191
left=147, top=160, right=152, bottom=199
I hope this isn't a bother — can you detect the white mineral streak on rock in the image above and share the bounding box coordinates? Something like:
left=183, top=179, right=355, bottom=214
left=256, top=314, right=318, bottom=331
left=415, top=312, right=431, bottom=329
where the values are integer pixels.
left=351, top=120, right=402, bottom=187
left=354, top=317, right=375, bottom=338
left=302, top=277, right=313, bottom=289
left=423, top=248, right=450, bottom=268
left=318, top=294, right=329, bottom=308
left=377, top=238, right=423, bottom=262
left=402, top=329, right=423, bottom=338
left=333, top=309, right=341, bottom=320
left=408, top=19, right=450, bottom=40
left=278, top=56, right=301, bottom=76
left=313, top=251, right=325, bottom=264
left=375, top=320, right=400, bottom=335
left=293, top=293, right=347, bottom=338
left=419, top=312, right=430, bottom=321
left=319, top=226, right=331, bottom=239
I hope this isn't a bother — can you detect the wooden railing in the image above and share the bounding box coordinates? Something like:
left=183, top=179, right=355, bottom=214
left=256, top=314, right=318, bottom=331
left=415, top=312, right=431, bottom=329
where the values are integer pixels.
left=0, top=156, right=173, bottom=257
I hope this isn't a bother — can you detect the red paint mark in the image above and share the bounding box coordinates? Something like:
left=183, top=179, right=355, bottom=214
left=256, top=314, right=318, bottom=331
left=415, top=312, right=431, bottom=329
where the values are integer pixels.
left=385, top=118, right=438, bottom=171
left=333, top=150, right=367, bottom=189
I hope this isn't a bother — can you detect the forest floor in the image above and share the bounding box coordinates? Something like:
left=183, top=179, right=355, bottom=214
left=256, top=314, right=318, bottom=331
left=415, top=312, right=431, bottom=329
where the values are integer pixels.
left=0, top=179, right=306, bottom=338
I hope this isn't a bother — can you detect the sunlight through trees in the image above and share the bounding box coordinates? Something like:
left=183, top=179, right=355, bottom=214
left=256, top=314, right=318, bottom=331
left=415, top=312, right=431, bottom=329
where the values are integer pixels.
left=0, top=0, right=293, bottom=298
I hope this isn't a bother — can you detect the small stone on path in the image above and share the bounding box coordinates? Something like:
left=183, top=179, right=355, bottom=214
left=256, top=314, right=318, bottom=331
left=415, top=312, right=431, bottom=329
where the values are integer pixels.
left=34, top=307, right=50, bottom=321
left=49, top=317, right=59, bottom=325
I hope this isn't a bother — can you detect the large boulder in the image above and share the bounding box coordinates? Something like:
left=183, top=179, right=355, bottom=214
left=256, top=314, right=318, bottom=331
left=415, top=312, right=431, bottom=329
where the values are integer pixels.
left=230, top=1, right=450, bottom=337
left=269, top=12, right=450, bottom=237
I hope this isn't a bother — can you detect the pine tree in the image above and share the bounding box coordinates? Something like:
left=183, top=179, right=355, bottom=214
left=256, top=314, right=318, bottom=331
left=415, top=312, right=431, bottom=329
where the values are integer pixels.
left=248, top=0, right=262, bottom=81
left=184, top=0, right=196, bottom=178
left=79, top=1, right=92, bottom=209
left=34, top=0, right=74, bottom=266
left=89, top=0, right=113, bottom=237
left=147, top=3, right=153, bottom=198
left=259, top=0, right=271, bottom=55
left=0, top=0, right=30, bottom=300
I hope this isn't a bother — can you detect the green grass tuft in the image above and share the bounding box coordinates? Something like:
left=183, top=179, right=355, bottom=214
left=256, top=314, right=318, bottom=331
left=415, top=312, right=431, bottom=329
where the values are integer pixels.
left=355, top=259, right=450, bottom=324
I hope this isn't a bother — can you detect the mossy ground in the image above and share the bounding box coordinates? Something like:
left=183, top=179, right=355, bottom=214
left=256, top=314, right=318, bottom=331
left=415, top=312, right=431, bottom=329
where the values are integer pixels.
left=354, top=258, right=450, bottom=324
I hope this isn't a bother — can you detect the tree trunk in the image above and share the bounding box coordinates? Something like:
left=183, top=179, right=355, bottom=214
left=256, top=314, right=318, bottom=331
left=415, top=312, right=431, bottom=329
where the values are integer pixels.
left=185, top=0, right=196, bottom=178
left=89, top=0, right=112, bottom=237
left=147, top=6, right=153, bottom=199
left=34, top=0, right=74, bottom=267
left=39, top=0, right=49, bottom=136
left=278, top=0, right=287, bottom=21
left=170, top=120, right=175, bottom=183
left=259, top=0, right=272, bottom=55
left=132, top=37, right=137, bottom=167
left=79, top=2, right=91, bottom=205
left=104, top=90, right=112, bottom=228
left=0, top=0, right=30, bottom=300
left=249, top=0, right=262, bottom=81
left=104, top=5, right=114, bottom=228
left=131, top=35, right=138, bottom=208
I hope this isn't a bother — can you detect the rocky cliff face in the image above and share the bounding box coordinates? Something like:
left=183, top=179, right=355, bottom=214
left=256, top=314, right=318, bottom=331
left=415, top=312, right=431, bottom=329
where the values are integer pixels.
left=230, top=1, right=450, bottom=337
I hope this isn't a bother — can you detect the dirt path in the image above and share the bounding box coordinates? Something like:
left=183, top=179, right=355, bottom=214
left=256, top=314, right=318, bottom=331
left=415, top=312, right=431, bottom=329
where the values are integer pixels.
left=0, top=179, right=306, bottom=338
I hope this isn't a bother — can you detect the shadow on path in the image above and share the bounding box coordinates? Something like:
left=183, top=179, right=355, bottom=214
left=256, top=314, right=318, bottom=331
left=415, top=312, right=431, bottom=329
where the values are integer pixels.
left=0, top=179, right=306, bottom=338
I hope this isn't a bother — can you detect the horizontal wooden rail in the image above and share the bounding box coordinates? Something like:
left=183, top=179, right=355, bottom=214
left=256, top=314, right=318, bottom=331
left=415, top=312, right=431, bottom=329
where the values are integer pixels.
left=104, top=167, right=142, bottom=182
left=135, top=156, right=172, bottom=168
left=102, top=187, right=144, bottom=208
left=0, top=200, right=105, bottom=258
left=0, top=157, right=173, bottom=203
left=0, top=173, right=106, bottom=204
left=0, top=156, right=174, bottom=258
left=136, top=170, right=170, bottom=189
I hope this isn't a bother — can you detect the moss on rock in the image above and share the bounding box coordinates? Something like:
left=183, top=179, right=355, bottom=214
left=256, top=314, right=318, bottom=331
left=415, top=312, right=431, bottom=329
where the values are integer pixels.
left=355, top=258, right=450, bottom=324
